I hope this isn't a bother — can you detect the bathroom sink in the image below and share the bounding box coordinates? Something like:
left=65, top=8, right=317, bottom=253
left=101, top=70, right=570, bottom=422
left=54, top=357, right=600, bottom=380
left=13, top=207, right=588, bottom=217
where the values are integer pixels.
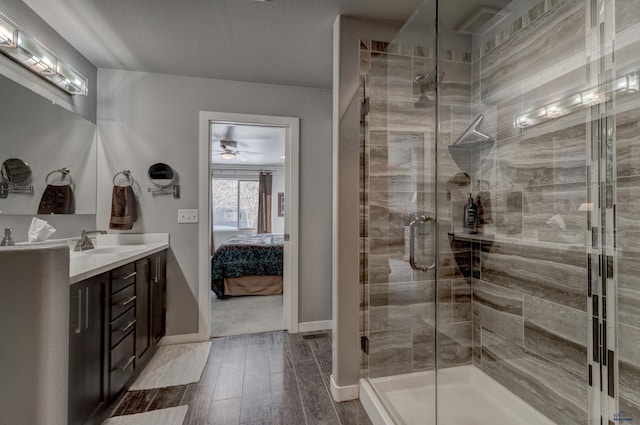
left=81, top=246, right=141, bottom=255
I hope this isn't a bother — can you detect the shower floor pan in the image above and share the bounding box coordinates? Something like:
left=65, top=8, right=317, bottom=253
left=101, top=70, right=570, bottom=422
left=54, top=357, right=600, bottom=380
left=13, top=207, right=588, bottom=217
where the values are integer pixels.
left=361, top=365, right=555, bottom=425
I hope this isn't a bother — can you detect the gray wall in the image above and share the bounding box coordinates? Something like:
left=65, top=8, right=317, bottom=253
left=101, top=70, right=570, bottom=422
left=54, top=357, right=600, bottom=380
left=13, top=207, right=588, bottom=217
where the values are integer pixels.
left=97, top=68, right=332, bottom=335
left=0, top=0, right=97, bottom=122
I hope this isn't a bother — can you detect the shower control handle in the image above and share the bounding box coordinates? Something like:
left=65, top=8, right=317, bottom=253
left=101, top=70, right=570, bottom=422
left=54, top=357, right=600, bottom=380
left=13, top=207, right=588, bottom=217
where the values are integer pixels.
left=409, top=215, right=436, bottom=272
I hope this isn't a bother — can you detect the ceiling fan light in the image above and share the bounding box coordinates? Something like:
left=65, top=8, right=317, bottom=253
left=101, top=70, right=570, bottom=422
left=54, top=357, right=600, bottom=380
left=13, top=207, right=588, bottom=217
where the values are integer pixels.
left=222, top=151, right=236, bottom=160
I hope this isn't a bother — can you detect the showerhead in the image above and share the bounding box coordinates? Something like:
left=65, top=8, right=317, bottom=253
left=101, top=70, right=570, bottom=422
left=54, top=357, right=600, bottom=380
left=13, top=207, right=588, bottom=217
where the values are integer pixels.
left=414, top=70, right=444, bottom=107
left=415, top=70, right=444, bottom=93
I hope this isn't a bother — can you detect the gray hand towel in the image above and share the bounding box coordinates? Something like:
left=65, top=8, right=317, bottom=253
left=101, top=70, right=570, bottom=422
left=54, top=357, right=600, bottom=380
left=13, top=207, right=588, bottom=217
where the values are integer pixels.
left=109, top=186, right=137, bottom=230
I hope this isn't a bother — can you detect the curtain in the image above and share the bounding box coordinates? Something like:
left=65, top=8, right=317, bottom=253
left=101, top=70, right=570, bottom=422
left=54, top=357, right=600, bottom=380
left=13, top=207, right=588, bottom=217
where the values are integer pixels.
left=257, top=172, right=272, bottom=234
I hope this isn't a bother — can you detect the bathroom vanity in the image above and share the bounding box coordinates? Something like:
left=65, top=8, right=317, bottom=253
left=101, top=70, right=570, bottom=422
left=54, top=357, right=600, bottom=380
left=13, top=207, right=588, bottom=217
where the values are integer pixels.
left=0, top=233, right=170, bottom=425
left=67, top=234, right=169, bottom=425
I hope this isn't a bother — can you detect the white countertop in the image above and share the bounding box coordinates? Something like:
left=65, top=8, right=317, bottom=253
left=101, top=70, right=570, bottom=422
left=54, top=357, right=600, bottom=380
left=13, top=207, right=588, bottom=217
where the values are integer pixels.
left=69, top=233, right=170, bottom=284
left=15, top=233, right=170, bottom=284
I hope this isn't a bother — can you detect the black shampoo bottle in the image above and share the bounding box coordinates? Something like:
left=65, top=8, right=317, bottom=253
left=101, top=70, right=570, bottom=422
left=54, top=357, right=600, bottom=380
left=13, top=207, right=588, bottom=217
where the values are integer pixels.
left=463, top=193, right=478, bottom=234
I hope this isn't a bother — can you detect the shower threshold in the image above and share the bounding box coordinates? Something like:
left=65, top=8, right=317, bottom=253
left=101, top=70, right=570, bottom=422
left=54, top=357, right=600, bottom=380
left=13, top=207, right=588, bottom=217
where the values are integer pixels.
left=361, top=365, right=555, bottom=425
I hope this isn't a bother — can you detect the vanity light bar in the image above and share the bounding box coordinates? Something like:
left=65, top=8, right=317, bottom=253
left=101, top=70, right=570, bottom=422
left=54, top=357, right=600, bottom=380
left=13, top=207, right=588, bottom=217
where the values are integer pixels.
left=0, top=14, right=16, bottom=48
left=514, top=71, right=639, bottom=128
left=0, top=11, right=87, bottom=96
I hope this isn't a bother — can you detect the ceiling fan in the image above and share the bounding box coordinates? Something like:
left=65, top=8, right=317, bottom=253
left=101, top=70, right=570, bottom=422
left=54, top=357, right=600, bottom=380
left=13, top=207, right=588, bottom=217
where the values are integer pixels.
left=211, top=126, right=265, bottom=161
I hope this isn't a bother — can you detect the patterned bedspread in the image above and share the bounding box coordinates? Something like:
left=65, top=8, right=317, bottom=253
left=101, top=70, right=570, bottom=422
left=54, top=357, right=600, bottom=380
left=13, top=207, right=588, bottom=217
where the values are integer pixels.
left=211, top=233, right=284, bottom=297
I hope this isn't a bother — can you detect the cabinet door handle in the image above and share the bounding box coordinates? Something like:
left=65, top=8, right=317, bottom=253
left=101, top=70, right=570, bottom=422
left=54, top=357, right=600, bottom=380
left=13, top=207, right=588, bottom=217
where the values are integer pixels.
left=118, top=272, right=137, bottom=281
left=85, top=287, right=89, bottom=330
left=121, top=320, right=136, bottom=333
left=120, top=355, right=135, bottom=371
left=121, top=295, right=137, bottom=306
left=154, top=256, right=160, bottom=283
left=75, top=288, right=82, bottom=334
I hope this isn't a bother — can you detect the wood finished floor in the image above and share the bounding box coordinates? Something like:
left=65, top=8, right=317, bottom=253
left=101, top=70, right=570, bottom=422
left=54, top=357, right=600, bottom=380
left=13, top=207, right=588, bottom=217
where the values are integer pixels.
left=110, top=331, right=373, bottom=425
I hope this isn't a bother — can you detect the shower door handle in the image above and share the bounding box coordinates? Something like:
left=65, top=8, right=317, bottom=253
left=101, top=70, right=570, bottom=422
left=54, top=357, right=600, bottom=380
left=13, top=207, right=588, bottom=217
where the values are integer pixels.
left=409, top=215, right=436, bottom=272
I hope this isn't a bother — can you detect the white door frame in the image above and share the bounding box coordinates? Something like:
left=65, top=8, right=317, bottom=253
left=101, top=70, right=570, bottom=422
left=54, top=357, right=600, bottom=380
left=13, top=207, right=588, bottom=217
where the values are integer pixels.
left=198, top=111, right=300, bottom=340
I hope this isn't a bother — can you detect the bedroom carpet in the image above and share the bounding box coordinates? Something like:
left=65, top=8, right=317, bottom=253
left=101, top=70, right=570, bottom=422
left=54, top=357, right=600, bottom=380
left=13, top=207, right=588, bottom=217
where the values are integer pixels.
left=130, top=342, right=212, bottom=390
left=210, top=293, right=283, bottom=337
left=103, top=406, right=188, bottom=425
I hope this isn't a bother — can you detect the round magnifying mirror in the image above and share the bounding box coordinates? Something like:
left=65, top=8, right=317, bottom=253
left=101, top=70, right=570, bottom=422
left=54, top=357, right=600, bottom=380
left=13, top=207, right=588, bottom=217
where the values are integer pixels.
left=148, top=163, right=175, bottom=188
left=1, top=158, right=32, bottom=185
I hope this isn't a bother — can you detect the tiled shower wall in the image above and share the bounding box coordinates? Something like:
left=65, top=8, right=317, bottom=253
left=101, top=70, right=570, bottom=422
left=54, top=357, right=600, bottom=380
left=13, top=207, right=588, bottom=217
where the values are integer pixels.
left=469, top=0, right=590, bottom=423
left=359, top=0, right=640, bottom=424
left=614, top=0, right=640, bottom=419
left=358, top=38, right=474, bottom=379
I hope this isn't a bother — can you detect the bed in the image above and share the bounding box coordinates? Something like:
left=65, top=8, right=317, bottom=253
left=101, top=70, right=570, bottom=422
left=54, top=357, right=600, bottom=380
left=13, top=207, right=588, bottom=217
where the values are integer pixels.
left=211, top=233, right=284, bottom=298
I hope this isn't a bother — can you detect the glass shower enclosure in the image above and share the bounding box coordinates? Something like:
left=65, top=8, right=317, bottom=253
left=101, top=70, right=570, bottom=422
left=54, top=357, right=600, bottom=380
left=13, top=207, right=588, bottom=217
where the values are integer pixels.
left=358, top=0, right=640, bottom=424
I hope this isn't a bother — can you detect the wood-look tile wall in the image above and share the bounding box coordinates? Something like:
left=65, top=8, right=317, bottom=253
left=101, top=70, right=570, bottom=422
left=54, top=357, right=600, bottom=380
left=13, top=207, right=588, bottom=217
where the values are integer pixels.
left=469, top=0, right=592, bottom=423
left=359, top=0, right=640, bottom=423
left=359, top=38, right=474, bottom=379
left=615, top=0, right=640, bottom=417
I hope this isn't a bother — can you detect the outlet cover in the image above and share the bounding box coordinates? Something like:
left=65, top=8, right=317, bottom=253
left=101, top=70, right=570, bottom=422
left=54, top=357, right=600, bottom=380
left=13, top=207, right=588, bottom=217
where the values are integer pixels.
left=178, top=209, right=199, bottom=223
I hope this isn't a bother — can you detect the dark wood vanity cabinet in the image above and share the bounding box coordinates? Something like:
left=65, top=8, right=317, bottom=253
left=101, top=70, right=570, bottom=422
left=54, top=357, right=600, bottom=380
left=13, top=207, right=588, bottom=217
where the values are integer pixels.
left=68, top=275, right=107, bottom=425
left=133, top=250, right=167, bottom=364
left=68, top=249, right=167, bottom=425
left=108, top=262, right=137, bottom=401
left=135, top=257, right=151, bottom=362
left=151, top=250, right=167, bottom=344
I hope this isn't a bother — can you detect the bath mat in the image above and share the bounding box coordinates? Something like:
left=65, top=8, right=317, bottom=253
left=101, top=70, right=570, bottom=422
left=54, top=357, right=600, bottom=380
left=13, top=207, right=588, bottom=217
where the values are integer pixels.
left=130, top=342, right=211, bottom=390
left=103, top=406, right=188, bottom=425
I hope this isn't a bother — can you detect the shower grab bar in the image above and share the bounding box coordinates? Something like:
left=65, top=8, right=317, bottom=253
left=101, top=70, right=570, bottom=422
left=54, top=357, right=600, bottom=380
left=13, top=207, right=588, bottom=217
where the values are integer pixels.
left=409, top=215, right=436, bottom=272
left=452, top=114, right=492, bottom=145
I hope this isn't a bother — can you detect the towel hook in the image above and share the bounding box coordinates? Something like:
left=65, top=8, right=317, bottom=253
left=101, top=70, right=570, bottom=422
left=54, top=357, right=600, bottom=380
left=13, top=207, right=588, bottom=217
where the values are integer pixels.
left=45, top=168, right=73, bottom=186
left=113, top=169, right=134, bottom=186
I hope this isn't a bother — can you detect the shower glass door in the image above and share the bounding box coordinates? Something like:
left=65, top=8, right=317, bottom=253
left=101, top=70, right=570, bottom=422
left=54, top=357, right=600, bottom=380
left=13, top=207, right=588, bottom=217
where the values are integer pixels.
left=437, top=0, right=594, bottom=422
left=359, top=1, right=438, bottom=424
left=361, top=0, right=640, bottom=424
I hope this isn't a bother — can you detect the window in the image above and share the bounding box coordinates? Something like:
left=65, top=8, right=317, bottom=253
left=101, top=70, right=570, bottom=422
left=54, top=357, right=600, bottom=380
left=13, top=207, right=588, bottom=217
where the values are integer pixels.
left=212, top=179, right=259, bottom=230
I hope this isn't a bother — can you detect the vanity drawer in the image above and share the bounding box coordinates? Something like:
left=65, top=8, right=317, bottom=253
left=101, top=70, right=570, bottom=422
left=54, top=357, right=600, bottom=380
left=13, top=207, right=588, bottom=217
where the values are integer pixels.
left=110, top=307, right=135, bottom=349
left=110, top=284, right=136, bottom=321
left=110, top=332, right=135, bottom=400
left=110, top=263, right=136, bottom=294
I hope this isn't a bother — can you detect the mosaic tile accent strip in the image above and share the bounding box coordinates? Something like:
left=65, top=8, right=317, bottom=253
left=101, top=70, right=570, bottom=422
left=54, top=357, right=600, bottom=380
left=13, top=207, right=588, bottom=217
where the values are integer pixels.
left=474, top=0, right=569, bottom=60
left=360, top=39, right=470, bottom=63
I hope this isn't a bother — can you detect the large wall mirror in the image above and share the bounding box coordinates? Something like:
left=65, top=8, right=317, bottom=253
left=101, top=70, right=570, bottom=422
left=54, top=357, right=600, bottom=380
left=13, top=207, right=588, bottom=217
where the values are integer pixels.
left=0, top=74, right=96, bottom=215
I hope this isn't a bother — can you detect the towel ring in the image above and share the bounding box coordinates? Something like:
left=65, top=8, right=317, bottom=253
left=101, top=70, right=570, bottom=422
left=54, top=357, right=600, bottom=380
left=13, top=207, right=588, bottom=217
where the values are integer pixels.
left=113, top=169, right=134, bottom=186
left=45, top=168, right=73, bottom=186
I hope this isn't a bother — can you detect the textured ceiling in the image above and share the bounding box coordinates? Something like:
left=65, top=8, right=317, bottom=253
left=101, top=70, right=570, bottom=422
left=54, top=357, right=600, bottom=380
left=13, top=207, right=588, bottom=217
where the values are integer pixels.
left=22, top=0, right=512, bottom=89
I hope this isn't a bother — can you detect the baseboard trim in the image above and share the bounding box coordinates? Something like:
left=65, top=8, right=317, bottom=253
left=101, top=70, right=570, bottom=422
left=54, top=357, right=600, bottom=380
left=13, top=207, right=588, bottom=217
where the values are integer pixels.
left=330, top=375, right=359, bottom=402
left=159, top=333, right=201, bottom=346
left=298, top=320, right=332, bottom=333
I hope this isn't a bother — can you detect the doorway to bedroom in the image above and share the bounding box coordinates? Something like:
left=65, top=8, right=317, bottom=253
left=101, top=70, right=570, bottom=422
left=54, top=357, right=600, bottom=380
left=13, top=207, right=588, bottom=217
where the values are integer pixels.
left=207, top=117, right=296, bottom=338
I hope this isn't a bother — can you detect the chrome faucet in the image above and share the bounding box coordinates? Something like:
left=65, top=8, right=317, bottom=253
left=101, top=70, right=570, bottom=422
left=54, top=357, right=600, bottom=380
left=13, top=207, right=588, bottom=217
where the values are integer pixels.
left=74, top=230, right=107, bottom=252
left=1, top=228, right=15, bottom=246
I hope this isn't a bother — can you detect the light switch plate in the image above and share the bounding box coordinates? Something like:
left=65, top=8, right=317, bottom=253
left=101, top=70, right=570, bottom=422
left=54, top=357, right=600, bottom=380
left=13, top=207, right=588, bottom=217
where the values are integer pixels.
left=178, top=209, right=198, bottom=223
